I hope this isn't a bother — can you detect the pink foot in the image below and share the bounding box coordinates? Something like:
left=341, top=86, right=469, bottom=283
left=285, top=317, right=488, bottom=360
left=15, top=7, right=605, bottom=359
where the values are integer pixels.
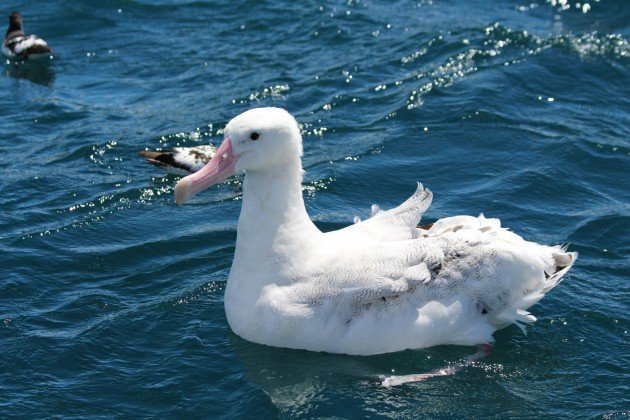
left=380, top=343, right=494, bottom=387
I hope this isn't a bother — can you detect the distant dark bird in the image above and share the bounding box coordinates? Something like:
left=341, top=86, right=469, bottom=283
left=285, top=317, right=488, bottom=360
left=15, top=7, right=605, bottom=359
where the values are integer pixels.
left=2, top=12, right=52, bottom=59
left=138, top=145, right=216, bottom=175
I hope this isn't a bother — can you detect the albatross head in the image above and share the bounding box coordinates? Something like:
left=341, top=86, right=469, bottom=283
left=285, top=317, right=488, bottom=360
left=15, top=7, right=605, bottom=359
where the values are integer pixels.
left=8, top=12, right=23, bottom=33
left=174, top=107, right=302, bottom=204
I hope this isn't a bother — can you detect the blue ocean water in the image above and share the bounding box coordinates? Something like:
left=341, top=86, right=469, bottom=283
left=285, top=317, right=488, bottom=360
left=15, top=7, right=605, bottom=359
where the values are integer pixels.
left=1, top=0, right=628, bottom=417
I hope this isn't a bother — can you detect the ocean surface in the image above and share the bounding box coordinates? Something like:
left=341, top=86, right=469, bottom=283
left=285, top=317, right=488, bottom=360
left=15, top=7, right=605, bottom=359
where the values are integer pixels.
left=1, top=0, right=628, bottom=417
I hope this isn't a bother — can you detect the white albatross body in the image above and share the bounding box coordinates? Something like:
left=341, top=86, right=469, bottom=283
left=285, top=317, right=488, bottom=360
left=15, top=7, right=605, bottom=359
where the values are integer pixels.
left=174, top=107, right=576, bottom=356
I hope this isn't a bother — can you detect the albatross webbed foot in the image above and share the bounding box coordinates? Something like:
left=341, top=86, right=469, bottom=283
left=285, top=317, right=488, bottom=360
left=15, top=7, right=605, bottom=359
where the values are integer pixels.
left=380, top=343, right=494, bottom=387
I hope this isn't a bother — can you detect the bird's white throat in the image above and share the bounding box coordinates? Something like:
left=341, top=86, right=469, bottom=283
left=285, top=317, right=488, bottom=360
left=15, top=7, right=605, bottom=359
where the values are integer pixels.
left=231, top=154, right=321, bottom=281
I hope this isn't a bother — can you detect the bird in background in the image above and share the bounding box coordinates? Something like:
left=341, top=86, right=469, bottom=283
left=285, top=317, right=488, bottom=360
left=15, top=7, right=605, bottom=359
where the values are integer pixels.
left=2, top=12, right=52, bottom=60
left=139, top=145, right=215, bottom=175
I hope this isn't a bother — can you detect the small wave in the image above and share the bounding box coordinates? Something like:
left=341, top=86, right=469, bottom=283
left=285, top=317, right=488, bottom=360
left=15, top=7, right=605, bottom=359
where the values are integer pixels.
left=402, top=23, right=628, bottom=110
left=231, top=84, right=290, bottom=105
left=550, top=32, right=629, bottom=59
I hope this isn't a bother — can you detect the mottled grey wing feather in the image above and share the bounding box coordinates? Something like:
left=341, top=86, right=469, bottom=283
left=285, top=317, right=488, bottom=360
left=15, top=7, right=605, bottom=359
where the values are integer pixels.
left=138, top=145, right=215, bottom=175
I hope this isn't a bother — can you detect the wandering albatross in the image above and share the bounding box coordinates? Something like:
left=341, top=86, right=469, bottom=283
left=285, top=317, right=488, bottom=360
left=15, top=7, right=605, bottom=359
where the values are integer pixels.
left=172, top=107, right=577, bottom=385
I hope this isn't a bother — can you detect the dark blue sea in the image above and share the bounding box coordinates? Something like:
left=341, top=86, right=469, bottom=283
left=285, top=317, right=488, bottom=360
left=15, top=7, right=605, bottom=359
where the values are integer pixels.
left=1, top=0, right=628, bottom=417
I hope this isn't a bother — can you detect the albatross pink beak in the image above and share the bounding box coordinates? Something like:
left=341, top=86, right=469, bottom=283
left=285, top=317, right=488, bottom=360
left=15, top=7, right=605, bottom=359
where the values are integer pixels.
left=174, top=138, right=239, bottom=204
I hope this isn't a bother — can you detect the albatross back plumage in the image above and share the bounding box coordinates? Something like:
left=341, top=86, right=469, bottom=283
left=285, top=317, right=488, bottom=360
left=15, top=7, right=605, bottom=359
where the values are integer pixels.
left=138, top=145, right=215, bottom=175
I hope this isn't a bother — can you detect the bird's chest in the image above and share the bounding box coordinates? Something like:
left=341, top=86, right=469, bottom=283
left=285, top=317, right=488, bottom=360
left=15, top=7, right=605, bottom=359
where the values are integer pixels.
left=223, top=275, right=311, bottom=347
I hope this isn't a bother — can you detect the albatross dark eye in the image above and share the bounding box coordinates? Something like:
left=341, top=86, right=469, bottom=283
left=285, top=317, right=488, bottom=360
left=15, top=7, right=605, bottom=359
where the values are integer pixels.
left=250, top=132, right=260, bottom=141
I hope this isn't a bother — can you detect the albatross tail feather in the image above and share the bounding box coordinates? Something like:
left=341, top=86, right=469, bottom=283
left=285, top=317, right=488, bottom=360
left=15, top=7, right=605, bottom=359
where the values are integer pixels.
left=490, top=247, right=577, bottom=332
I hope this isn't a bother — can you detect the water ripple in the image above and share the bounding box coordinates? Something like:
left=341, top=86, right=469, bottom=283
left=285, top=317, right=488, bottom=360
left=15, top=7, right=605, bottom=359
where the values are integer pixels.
left=0, top=0, right=628, bottom=417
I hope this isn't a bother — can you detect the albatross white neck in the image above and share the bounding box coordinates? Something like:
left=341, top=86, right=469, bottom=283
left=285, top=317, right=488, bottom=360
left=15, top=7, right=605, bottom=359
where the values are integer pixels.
left=236, top=155, right=321, bottom=255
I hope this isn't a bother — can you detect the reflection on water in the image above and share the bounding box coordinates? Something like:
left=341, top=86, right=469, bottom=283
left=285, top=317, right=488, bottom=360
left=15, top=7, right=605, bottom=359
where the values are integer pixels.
left=230, top=333, right=486, bottom=416
left=231, top=334, right=378, bottom=414
left=1, top=0, right=626, bottom=416
left=4, top=57, right=55, bottom=86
